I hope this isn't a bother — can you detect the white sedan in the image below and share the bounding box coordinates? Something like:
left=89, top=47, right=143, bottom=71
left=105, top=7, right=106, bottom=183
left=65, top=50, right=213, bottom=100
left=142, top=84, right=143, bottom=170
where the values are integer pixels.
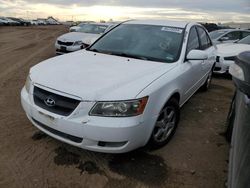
left=21, top=20, right=216, bottom=153
left=55, top=23, right=112, bottom=54
left=214, top=36, right=250, bottom=74
left=210, top=29, right=250, bottom=45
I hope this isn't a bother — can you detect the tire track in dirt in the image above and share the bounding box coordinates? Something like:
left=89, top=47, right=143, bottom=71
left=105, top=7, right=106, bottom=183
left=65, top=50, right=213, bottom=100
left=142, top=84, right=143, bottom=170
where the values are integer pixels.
left=0, top=30, right=65, bottom=81
left=0, top=26, right=68, bottom=188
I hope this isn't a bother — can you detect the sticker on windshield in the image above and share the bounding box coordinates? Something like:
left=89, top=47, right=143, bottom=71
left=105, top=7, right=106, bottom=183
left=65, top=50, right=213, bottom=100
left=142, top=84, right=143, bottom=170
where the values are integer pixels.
left=161, top=27, right=183, bottom=33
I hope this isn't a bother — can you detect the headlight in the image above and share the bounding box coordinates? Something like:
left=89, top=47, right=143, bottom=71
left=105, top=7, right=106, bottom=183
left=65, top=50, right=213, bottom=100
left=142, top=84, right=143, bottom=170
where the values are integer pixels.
left=74, top=41, right=83, bottom=46
left=25, top=75, right=31, bottom=92
left=89, top=97, right=148, bottom=117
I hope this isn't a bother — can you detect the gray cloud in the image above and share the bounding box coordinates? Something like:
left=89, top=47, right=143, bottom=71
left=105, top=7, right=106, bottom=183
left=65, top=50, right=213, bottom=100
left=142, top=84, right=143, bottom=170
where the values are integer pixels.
left=25, top=0, right=250, bottom=13
left=0, top=0, right=249, bottom=22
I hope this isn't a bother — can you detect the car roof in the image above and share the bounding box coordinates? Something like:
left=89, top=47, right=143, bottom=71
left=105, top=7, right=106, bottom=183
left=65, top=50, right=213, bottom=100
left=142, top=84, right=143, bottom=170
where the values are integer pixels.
left=124, top=20, right=191, bottom=28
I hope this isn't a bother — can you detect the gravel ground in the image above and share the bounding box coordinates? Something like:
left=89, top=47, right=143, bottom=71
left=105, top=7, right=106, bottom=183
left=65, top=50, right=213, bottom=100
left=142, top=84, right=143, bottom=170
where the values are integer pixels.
left=0, top=25, right=234, bottom=188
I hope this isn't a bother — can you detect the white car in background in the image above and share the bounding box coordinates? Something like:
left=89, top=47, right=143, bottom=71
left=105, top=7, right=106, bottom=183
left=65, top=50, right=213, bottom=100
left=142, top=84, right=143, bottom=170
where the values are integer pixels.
left=30, top=20, right=39, bottom=25
left=214, top=36, right=250, bottom=74
left=69, top=22, right=94, bottom=32
left=21, top=20, right=216, bottom=153
left=55, top=23, right=113, bottom=54
left=210, top=29, right=250, bottom=44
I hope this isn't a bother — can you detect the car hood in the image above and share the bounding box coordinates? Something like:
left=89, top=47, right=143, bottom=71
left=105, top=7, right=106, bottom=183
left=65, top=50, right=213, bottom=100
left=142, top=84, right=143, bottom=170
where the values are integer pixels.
left=57, top=32, right=100, bottom=45
left=30, top=51, right=177, bottom=101
left=216, top=43, right=250, bottom=57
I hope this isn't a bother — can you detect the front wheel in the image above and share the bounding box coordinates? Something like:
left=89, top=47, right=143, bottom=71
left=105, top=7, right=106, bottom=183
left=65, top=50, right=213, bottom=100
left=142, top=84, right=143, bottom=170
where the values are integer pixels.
left=148, top=98, right=180, bottom=148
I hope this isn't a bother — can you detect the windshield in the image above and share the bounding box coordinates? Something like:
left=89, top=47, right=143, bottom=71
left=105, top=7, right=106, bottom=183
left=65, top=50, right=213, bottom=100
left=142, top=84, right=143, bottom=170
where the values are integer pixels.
left=209, top=30, right=228, bottom=39
left=78, top=24, right=108, bottom=34
left=78, top=23, right=86, bottom=27
left=88, top=24, right=184, bottom=63
left=238, top=35, right=250, bottom=45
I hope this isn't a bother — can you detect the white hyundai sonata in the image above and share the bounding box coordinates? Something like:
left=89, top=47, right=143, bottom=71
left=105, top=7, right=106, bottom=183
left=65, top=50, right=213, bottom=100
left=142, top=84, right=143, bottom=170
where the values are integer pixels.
left=21, top=20, right=216, bottom=153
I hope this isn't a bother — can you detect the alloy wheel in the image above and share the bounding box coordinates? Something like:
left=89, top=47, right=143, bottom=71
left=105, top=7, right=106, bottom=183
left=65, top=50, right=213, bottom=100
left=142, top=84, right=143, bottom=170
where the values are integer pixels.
left=153, top=106, right=176, bottom=143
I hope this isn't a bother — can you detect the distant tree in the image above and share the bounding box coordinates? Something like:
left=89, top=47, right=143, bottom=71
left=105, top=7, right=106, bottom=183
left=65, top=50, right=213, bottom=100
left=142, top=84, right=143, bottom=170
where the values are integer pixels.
left=201, top=23, right=218, bottom=32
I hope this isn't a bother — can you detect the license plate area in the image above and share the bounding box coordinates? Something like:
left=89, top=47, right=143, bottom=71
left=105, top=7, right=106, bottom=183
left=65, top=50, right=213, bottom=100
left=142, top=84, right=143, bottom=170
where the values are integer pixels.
left=60, top=46, right=67, bottom=52
left=38, top=111, right=55, bottom=121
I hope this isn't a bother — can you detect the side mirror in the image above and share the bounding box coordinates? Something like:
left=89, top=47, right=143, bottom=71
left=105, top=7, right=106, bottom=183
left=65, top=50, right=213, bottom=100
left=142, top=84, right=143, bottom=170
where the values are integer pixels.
left=219, top=36, right=229, bottom=42
left=229, top=51, right=250, bottom=96
left=186, top=50, right=208, bottom=61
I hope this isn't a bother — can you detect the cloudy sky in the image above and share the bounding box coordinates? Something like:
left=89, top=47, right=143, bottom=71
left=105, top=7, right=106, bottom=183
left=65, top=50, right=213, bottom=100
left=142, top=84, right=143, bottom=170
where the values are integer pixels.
left=0, top=0, right=249, bottom=23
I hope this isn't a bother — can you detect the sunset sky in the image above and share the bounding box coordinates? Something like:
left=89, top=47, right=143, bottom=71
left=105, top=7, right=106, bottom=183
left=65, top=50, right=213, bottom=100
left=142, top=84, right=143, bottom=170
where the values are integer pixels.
left=0, top=0, right=249, bottom=23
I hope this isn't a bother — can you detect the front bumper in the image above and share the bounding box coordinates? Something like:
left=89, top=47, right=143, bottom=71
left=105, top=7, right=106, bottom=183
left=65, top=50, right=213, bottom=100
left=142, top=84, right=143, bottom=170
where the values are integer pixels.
left=21, top=87, right=153, bottom=153
left=55, top=43, right=82, bottom=55
left=214, top=60, right=234, bottom=74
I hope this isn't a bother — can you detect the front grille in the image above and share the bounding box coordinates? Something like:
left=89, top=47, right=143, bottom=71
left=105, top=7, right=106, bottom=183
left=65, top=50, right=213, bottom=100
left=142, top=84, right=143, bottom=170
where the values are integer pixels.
left=57, top=40, right=74, bottom=46
left=32, top=118, right=83, bottom=143
left=33, top=86, right=80, bottom=116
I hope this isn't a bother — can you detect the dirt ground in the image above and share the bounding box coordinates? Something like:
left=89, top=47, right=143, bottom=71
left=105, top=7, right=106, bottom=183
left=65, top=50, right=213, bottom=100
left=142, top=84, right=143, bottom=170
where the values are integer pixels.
left=0, top=26, right=234, bottom=188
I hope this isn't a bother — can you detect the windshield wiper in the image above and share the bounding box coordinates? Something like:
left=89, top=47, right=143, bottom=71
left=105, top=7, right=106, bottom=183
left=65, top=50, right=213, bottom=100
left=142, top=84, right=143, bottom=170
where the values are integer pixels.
left=88, top=48, right=100, bottom=53
left=87, top=49, right=155, bottom=61
left=108, top=52, right=149, bottom=60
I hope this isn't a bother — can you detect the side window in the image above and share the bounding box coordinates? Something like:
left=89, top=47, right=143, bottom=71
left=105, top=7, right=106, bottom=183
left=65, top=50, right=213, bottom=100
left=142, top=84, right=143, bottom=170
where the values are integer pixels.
left=223, top=31, right=241, bottom=40
left=187, top=27, right=199, bottom=53
left=241, top=31, right=250, bottom=39
left=197, top=27, right=211, bottom=50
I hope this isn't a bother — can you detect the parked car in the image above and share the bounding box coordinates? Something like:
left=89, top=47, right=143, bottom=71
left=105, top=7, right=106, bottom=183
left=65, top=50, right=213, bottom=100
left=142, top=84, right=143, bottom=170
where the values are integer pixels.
left=55, top=23, right=113, bottom=54
left=210, top=29, right=250, bottom=44
left=37, top=20, right=46, bottom=25
left=0, top=17, right=20, bottom=26
left=69, top=22, right=95, bottom=32
left=214, top=41, right=250, bottom=74
left=30, top=20, right=39, bottom=25
left=21, top=20, right=216, bottom=153
left=227, top=51, right=250, bottom=188
left=0, top=18, right=8, bottom=26
left=7, top=17, right=31, bottom=26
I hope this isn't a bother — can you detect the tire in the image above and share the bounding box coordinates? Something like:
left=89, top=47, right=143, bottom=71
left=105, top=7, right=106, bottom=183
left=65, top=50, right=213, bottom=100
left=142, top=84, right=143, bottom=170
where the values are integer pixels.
left=200, top=67, right=213, bottom=91
left=148, top=98, right=180, bottom=149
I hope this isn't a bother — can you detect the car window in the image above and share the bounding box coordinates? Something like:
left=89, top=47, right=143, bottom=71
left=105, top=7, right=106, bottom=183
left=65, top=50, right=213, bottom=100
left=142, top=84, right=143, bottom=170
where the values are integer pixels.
left=197, top=27, right=212, bottom=50
left=187, top=27, right=199, bottom=53
left=78, top=24, right=108, bottom=34
left=78, top=23, right=86, bottom=27
left=238, top=35, right=250, bottom=45
left=209, top=30, right=228, bottom=40
left=242, top=31, right=250, bottom=39
left=223, top=31, right=241, bottom=41
left=89, top=24, right=184, bottom=63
